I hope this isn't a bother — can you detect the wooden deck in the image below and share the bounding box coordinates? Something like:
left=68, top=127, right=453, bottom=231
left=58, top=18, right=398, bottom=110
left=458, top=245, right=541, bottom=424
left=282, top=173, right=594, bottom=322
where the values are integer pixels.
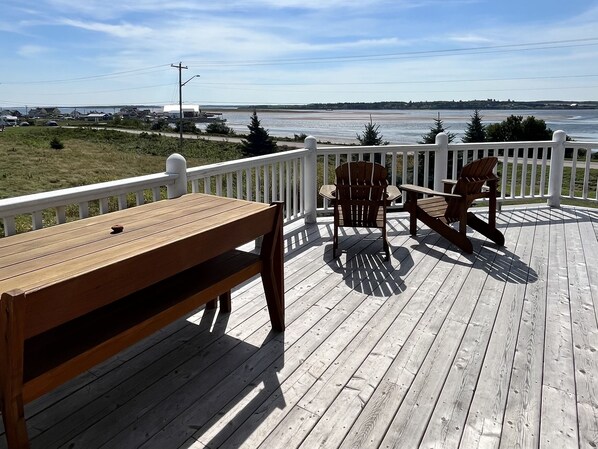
left=1, top=205, right=597, bottom=449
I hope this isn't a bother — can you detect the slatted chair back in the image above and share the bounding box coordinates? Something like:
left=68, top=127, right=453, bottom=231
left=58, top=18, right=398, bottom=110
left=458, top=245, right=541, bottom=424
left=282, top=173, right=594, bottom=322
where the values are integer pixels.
left=444, top=157, right=498, bottom=223
left=334, top=162, right=388, bottom=229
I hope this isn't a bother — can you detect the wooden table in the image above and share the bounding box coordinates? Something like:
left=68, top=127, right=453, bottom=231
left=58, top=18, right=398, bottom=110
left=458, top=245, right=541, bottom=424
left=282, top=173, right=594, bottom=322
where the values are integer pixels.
left=0, top=194, right=284, bottom=449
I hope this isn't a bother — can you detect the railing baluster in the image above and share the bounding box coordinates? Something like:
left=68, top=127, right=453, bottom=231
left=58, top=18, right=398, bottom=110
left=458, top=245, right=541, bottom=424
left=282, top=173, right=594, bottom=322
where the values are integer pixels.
left=402, top=152, right=408, bottom=188
left=216, top=174, right=223, bottom=197
left=254, top=167, right=261, bottom=203
left=263, top=165, right=270, bottom=203
left=570, top=148, right=578, bottom=198
left=117, top=195, right=127, bottom=210
left=32, top=211, right=43, bottom=230
left=423, top=152, right=430, bottom=188
left=226, top=173, right=233, bottom=198
left=3, top=217, right=16, bottom=237
left=583, top=150, right=591, bottom=199
left=501, top=150, right=508, bottom=200
left=79, top=201, right=90, bottom=217
left=299, top=159, right=304, bottom=216
left=530, top=147, right=538, bottom=197
left=521, top=146, right=528, bottom=198
left=56, top=206, right=66, bottom=224
left=540, top=150, right=548, bottom=198
left=510, top=148, right=518, bottom=199
left=99, top=198, right=109, bottom=214
left=293, top=158, right=298, bottom=218
left=285, top=161, right=292, bottom=220
left=413, top=151, right=419, bottom=186
left=278, top=162, right=284, bottom=202
left=136, top=191, right=145, bottom=206
left=236, top=170, right=243, bottom=199
left=245, top=168, right=252, bottom=201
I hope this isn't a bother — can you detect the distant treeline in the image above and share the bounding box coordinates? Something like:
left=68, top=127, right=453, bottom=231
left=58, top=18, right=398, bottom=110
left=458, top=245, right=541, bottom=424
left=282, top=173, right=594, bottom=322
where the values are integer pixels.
left=252, top=100, right=598, bottom=111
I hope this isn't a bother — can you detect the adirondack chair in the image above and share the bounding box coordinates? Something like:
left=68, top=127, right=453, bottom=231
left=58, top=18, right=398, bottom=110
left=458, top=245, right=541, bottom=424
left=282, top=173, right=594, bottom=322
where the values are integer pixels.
left=399, top=156, right=504, bottom=253
left=319, top=161, right=401, bottom=259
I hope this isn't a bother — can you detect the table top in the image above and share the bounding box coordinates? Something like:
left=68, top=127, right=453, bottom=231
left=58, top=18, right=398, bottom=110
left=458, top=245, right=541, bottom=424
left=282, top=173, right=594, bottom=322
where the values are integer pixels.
left=0, top=194, right=277, bottom=336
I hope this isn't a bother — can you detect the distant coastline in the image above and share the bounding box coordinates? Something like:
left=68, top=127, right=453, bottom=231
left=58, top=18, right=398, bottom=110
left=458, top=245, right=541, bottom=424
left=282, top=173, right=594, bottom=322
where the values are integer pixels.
left=5, top=99, right=597, bottom=114
left=250, top=100, right=598, bottom=111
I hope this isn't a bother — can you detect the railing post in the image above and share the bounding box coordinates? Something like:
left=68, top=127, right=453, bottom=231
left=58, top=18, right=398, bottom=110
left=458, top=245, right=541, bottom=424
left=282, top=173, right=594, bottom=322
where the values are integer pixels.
left=303, top=136, right=318, bottom=224
left=166, top=153, right=188, bottom=199
left=434, top=132, right=449, bottom=191
left=547, top=130, right=566, bottom=207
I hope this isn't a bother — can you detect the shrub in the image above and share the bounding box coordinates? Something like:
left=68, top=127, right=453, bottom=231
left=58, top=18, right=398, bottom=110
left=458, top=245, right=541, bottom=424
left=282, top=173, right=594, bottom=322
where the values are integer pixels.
left=50, top=137, right=64, bottom=150
left=205, top=121, right=234, bottom=135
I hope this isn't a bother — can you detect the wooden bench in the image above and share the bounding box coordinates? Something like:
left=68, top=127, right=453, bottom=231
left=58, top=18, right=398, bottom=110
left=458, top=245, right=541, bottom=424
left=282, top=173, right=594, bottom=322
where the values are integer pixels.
left=0, top=196, right=285, bottom=449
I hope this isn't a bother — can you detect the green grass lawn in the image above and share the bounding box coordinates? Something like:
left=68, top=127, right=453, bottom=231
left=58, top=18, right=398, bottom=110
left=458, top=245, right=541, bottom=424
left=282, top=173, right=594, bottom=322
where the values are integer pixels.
left=0, top=126, right=244, bottom=199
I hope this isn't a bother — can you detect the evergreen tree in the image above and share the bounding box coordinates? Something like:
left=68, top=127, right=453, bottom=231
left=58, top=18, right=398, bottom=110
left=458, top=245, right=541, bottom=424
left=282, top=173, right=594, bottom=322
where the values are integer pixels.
left=462, top=109, right=486, bottom=143
left=419, top=112, right=456, bottom=144
left=357, top=115, right=388, bottom=146
left=241, top=110, right=277, bottom=156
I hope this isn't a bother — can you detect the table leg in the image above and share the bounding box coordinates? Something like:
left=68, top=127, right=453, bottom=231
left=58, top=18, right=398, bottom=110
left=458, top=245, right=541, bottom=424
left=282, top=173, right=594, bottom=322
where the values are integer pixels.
left=1, top=291, right=30, bottom=449
left=260, top=202, right=285, bottom=331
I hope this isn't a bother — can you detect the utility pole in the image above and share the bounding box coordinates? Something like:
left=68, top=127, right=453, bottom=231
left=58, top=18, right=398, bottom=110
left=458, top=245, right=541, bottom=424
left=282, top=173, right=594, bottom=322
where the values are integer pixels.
left=171, top=62, right=187, bottom=147
left=171, top=62, right=200, bottom=148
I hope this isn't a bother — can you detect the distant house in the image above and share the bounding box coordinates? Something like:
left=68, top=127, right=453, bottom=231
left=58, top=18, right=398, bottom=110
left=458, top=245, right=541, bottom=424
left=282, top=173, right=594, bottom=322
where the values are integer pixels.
left=28, top=107, right=61, bottom=118
left=0, top=109, right=21, bottom=118
left=85, top=113, right=110, bottom=122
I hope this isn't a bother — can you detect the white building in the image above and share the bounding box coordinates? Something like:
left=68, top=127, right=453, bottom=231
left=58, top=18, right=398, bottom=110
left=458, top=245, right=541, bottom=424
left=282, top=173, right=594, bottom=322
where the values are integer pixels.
left=0, top=115, right=18, bottom=126
left=163, top=104, right=199, bottom=118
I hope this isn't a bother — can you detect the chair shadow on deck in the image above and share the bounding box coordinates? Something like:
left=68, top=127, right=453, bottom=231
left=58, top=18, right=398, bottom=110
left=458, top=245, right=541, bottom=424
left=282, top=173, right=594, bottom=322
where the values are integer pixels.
left=323, top=231, right=414, bottom=298
left=411, top=232, right=538, bottom=285
left=25, top=306, right=285, bottom=449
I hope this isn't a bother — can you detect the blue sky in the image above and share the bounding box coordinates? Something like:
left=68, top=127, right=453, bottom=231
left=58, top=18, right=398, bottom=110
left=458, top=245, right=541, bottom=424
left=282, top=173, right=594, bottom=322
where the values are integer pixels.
left=1, top=0, right=598, bottom=108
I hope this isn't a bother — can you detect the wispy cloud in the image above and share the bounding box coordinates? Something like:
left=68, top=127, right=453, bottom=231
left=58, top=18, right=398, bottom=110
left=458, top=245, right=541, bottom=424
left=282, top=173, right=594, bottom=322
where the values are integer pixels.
left=448, top=34, right=493, bottom=44
left=17, top=45, right=49, bottom=57
left=59, top=19, right=152, bottom=38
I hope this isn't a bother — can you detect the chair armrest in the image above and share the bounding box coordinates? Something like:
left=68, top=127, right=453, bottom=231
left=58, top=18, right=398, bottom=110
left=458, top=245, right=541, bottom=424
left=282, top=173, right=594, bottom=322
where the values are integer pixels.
left=442, top=179, right=456, bottom=193
left=399, top=184, right=461, bottom=199
left=386, top=185, right=401, bottom=202
left=319, top=185, right=336, bottom=200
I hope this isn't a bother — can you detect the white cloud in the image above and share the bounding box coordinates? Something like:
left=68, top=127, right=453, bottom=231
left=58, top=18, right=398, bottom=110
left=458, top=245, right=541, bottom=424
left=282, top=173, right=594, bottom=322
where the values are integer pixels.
left=448, top=34, right=493, bottom=44
left=59, top=19, right=152, bottom=38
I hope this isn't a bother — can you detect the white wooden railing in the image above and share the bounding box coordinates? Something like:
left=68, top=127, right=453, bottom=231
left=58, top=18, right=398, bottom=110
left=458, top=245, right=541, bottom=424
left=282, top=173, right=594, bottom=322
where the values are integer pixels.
left=0, top=131, right=596, bottom=237
left=318, top=131, right=597, bottom=212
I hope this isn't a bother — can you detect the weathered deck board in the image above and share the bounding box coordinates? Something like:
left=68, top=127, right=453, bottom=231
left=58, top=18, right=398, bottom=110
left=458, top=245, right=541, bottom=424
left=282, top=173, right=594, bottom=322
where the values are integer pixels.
left=1, top=205, right=597, bottom=449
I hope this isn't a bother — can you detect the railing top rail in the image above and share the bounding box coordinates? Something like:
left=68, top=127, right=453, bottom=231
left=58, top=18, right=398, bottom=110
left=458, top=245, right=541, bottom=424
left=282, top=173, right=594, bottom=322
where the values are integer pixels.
left=447, top=140, right=556, bottom=150
left=563, top=141, right=598, bottom=147
left=317, top=143, right=438, bottom=154
left=0, top=172, right=176, bottom=216
left=186, top=148, right=309, bottom=178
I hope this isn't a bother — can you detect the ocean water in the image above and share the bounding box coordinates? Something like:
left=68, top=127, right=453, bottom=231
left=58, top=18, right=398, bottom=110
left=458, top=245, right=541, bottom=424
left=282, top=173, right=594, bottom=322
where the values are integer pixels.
left=207, top=108, right=598, bottom=145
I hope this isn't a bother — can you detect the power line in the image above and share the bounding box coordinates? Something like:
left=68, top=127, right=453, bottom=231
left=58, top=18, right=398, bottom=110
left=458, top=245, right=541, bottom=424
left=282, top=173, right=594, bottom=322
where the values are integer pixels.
left=2, top=37, right=598, bottom=86
left=198, top=74, right=598, bottom=87
left=0, top=65, right=172, bottom=85
left=186, top=37, right=598, bottom=67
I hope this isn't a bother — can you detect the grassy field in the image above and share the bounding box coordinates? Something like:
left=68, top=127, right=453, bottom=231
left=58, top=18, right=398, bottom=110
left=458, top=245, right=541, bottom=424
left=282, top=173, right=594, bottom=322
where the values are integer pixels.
left=0, top=126, right=244, bottom=199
